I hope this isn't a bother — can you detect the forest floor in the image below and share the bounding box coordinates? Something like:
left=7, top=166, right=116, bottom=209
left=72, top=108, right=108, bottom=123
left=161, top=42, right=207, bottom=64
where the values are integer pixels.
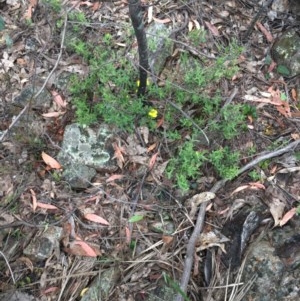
left=0, top=0, right=300, bottom=300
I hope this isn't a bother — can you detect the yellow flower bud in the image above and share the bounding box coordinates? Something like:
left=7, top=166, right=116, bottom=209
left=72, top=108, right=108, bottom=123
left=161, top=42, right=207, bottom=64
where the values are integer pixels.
left=148, top=108, right=158, bottom=118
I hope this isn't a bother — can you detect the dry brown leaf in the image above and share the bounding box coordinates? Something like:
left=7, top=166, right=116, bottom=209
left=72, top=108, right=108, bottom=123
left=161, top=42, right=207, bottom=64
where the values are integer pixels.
left=190, top=192, right=216, bottom=206
left=129, top=155, right=148, bottom=165
left=204, top=21, right=220, bottom=36
left=156, top=117, right=164, bottom=128
left=196, top=230, right=229, bottom=252
left=0, top=212, right=14, bottom=226
left=270, top=165, right=278, bottom=174
left=244, top=95, right=280, bottom=105
left=268, top=60, right=277, bottom=72
left=65, top=240, right=98, bottom=257
left=16, top=256, right=34, bottom=272
left=218, top=11, right=230, bottom=18
left=37, top=202, right=59, bottom=210
left=41, top=151, right=62, bottom=169
left=291, top=133, right=300, bottom=140
left=42, top=111, right=66, bottom=118
left=291, top=88, right=297, bottom=101
left=63, top=64, right=89, bottom=75
left=279, top=207, right=296, bottom=227
left=230, top=185, right=250, bottom=195
left=151, top=160, right=169, bottom=179
left=126, top=134, right=147, bottom=155
left=92, top=1, right=101, bottom=11
left=1, top=52, right=14, bottom=72
left=41, top=287, right=60, bottom=295
left=147, top=142, right=157, bottom=152
left=162, top=235, right=173, bottom=244
left=84, top=213, right=110, bottom=226
left=106, top=174, right=124, bottom=183
left=16, top=58, right=27, bottom=67
left=112, top=142, right=126, bottom=169
left=276, top=101, right=291, bottom=118
left=269, top=197, right=285, bottom=227
left=256, top=21, right=273, bottom=42
left=152, top=17, right=172, bottom=24
left=268, top=86, right=291, bottom=117
left=148, top=152, right=159, bottom=170
left=125, top=226, right=131, bottom=244
left=246, top=87, right=291, bottom=118
left=188, top=192, right=216, bottom=219
left=30, top=189, right=37, bottom=212
left=249, top=182, right=266, bottom=190
left=24, top=6, right=33, bottom=20
left=192, top=19, right=200, bottom=30
left=50, top=90, right=67, bottom=108
left=278, top=166, right=300, bottom=173
left=79, top=1, right=93, bottom=7
left=139, top=126, right=149, bottom=144
left=147, top=5, right=153, bottom=23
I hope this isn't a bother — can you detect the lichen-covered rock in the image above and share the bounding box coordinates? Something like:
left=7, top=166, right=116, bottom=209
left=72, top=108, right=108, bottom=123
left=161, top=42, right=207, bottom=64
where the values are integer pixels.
left=147, top=22, right=173, bottom=78
left=271, top=29, right=300, bottom=77
left=81, top=267, right=121, bottom=301
left=242, top=216, right=300, bottom=301
left=57, top=123, right=116, bottom=189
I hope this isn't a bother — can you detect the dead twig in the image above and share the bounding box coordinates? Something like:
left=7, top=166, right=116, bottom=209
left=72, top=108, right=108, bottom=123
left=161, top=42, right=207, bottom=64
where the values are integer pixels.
left=238, top=139, right=300, bottom=174
left=175, top=179, right=226, bottom=301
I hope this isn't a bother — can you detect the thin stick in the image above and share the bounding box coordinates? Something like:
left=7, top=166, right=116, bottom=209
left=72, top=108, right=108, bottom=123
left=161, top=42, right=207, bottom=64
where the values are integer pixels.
left=0, top=14, right=68, bottom=142
left=0, top=251, right=15, bottom=284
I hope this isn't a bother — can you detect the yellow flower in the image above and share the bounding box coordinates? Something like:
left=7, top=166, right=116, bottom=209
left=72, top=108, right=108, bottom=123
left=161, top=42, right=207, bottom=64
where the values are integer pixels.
left=80, top=288, right=89, bottom=297
left=136, top=79, right=151, bottom=87
left=148, top=108, right=158, bottom=118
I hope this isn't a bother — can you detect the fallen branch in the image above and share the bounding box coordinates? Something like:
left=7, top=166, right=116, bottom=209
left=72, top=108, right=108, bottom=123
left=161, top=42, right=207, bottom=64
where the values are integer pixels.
left=175, top=138, right=300, bottom=301
left=238, top=139, right=300, bottom=174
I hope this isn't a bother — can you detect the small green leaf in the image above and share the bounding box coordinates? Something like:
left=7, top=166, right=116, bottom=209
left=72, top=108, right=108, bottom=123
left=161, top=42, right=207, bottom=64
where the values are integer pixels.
left=280, top=92, right=287, bottom=101
left=128, top=214, right=144, bottom=223
left=277, top=65, right=290, bottom=76
left=0, top=16, right=5, bottom=31
left=264, top=55, right=272, bottom=65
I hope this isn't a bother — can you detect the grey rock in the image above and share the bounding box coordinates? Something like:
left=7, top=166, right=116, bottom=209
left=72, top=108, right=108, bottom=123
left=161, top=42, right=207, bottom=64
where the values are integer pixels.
left=57, top=123, right=116, bottom=189
left=0, top=291, right=39, bottom=301
left=23, top=226, right=62, bottom=260
left=13, top=85, right=52, bottom=110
